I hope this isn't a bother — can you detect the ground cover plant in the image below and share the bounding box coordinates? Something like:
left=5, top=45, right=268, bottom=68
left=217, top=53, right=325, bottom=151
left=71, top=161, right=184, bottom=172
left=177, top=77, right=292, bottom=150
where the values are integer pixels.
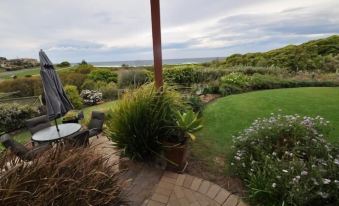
left=0, top=147, right=127, bottom=206
left=231, top=113, right=339, bottom=205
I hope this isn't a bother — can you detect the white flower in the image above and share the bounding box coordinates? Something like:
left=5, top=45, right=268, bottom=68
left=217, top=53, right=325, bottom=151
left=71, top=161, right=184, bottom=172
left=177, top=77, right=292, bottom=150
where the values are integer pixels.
left=322, top=178, right=331, bottom=184
left=334, top=159, right=339, bottom=166
left=272, top=183, right=276, bottom=188
left=272, top=152, right=277, bottom=156
left=317, top=192, right=329, bottom=199
left=282, top=169, right=288, bottom=173
left=276, top=175, right=281, bottom=179
left=301, top=171, right=308, bottom=176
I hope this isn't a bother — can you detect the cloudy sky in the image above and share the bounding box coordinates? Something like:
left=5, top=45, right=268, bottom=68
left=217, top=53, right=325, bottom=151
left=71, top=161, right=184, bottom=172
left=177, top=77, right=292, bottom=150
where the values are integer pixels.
left=0, top=0, right=338, bottom=63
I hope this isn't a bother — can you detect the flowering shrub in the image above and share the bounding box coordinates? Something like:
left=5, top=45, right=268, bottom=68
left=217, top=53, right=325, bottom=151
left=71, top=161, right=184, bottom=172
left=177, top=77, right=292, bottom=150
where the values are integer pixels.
left=80, top=90, right=103, bottom=105
left=231, top=113, right=339, bottom=206
left=0, top=103, right=39, bottom=132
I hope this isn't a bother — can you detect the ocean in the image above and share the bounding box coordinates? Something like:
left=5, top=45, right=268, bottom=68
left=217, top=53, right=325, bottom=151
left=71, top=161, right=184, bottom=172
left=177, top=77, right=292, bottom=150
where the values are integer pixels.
left=89, top=57, right=223, bottom=67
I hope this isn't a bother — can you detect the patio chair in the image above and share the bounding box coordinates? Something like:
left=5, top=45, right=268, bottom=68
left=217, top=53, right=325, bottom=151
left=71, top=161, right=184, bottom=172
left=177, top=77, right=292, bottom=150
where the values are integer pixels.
left=0, top=134, right=51, bottom=161
left=25, top=115, right=51, bottom=135
left=66, top=130, right=90, bottom=147
left=87, top=111, right=105, bottom=138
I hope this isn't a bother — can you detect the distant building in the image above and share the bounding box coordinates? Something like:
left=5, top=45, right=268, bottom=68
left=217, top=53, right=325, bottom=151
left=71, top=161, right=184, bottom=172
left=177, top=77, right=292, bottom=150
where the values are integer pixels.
left=0, top=57, right=39, bottom=71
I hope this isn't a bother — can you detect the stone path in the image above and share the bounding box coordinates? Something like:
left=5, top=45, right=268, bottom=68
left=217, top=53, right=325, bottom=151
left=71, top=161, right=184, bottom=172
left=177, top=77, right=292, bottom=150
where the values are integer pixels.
left=91, top=137, right=247, bottom=206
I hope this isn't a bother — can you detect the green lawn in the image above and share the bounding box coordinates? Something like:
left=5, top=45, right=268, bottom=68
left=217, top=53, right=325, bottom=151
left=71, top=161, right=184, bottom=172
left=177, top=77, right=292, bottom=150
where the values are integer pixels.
left=0, top=100, right=117, bottom=150
left=0, top=66, right=71, bottom=79
left=192, top=87, right=339, bottom=173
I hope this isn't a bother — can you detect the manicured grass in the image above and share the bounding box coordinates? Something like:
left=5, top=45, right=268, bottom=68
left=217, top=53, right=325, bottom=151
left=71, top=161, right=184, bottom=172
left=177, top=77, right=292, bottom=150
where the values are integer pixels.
left=0, top=66, right=71, bottom=79
left=192, top=87, right=339, bottom=173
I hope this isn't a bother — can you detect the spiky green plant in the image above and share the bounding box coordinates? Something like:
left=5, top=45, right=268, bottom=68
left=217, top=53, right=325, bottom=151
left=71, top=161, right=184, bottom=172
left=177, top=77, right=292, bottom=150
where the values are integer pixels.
left=105, top=83, right=184, bottom=161
left=175, top=110, right=203, bottom=141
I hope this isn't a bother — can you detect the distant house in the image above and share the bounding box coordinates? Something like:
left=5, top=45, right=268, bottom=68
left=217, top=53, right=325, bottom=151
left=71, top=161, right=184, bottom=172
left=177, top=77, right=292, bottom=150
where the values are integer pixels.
left=0, top=57, right=39, bottom=71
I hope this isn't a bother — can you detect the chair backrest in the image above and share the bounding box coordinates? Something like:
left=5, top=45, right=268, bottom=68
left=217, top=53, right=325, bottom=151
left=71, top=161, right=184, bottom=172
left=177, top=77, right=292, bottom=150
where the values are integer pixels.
left=73, top=130, right=90, bottom=147
left=88, top=111, right=105, bottom=132
left=0, top=134, right=30, bottom=160
left=25, top=115, right=51, bottom=135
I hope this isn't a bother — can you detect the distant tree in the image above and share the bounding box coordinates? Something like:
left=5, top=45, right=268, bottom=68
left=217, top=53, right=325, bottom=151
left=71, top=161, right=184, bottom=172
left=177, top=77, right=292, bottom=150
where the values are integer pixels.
left=79, top=60, right=88, bottom=65
left=57, top=61, right=71, bottom=67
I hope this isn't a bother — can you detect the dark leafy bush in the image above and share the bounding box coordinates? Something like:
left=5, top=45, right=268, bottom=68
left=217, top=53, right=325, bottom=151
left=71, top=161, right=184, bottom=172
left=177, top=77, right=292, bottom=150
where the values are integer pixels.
left=57, top=61, right=71, bottom=67
left=185, top=95, right=204, bottom=114
left=231, top=113, right=339, bottom=206
left=88, top=69, right=118, bottom=83
left=64, top=85, right=83, bottom=109
left=118, top=69, right=152, bottom=88
left=0, top=103, right=39, bottom=132
left=106, top=83, right=184, bottom=161
left=0, top=147, right=127, bottom=206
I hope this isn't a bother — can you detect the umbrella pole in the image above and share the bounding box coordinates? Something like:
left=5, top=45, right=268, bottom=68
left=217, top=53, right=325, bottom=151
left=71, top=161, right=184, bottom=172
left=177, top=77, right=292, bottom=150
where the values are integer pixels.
left=54, top=119, right=60, bottom=132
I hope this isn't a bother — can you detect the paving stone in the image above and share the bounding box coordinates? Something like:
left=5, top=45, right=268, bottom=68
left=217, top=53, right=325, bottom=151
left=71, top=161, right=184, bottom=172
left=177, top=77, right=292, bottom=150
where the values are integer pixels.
left=183, top=175, right=194, bottom=188
left=147, top=200, right=166, bottom=206
left=155, top=186, right=173, bottom=197
left=161, top=176, right=177, bottom=184
left=173, top=186, right=185, bottom=199
left=151, top=193, right=169, bottom=204
left=190, top=202, right=201, bottom=206
left=190, top=178, right=203, bottom=191
left=178, top=197, right=191, bottom=206
left=183, top=188, right=197, bottom=203
left=237, top=200, right=248, bottom=206
left=206, top=184, right=221, bottom=199
left=176, top=174, right=186, bottom=186
left=214, top=189, right=231, bottom=204
left=195, top=194, right=210, bottom=206
left=168, top=193, right=181, bottom=206
left=223, top=195, right=238, bottom=206
left=198, top=180, right=210, bottom=194
left=158, top=181, right=175, bottom=191
left=164, top=171, right=179, bottom=180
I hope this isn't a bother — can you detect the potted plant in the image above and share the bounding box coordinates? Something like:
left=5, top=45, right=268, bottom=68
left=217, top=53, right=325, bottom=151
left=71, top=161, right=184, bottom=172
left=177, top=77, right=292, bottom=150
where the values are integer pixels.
left=163, top=110, right=202, bottom=172
left=62, top=110, right=84, bottom=124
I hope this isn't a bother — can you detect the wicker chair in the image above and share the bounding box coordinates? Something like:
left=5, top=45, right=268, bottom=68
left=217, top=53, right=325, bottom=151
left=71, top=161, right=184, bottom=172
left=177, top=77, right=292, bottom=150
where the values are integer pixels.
left=25, top=115, right=51, bottom=135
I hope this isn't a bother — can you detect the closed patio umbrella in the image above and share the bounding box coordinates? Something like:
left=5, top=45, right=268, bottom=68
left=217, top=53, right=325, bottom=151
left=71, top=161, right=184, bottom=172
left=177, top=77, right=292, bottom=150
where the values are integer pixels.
left=39, top=50, right=73, bottom=131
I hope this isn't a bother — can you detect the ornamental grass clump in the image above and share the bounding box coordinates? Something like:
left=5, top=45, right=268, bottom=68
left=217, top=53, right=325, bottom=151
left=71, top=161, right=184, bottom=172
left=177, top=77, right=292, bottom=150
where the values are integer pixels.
left=0, top=147, right=127, bottom=206
left=231, top=113, right=339, bottom=206
left=106, top=83, right=184, bottom=161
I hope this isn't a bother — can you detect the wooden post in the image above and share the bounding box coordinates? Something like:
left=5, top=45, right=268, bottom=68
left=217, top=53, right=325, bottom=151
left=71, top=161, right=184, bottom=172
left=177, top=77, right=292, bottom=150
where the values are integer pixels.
left=150, top=0, right=163, bottom=89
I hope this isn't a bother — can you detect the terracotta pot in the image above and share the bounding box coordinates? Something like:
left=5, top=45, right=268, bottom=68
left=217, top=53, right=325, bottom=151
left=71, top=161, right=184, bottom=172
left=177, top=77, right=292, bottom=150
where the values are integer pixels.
left=163, top=141, right=188, bottom=173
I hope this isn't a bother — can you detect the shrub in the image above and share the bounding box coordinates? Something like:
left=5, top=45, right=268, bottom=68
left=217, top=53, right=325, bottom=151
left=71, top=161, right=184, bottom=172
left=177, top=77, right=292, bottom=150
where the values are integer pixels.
left=185, top=95, right=204, bottom=114
left=118, top=69, right=152, bottom=88
left=106, top=83, right=184, bottom=161
left=0, top=103, right=39, bottom=132
left=220, top=72, right=251, bottom=88
left=98, top=82, right=119, bottom=100
left=64, top=85, right=83, bottom=109
left=57, top=61, right=71, bottom=67
left=0, top=147, right=126, bottom=206
left=231, top=113, right=339, bottom=206
left=80, top=90, right=103, bottom=105
left=88, top=69, right=118, bottom=83
left=60, top=72, right=87, bottom=90
left=81, top=79, right=97, bottom=90
left=0, top=77, right=42, bottom=97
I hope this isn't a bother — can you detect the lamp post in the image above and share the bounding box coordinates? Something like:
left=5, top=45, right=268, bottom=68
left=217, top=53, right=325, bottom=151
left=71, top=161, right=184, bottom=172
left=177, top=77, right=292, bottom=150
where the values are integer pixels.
left=150, top=0, right=163, bottom=89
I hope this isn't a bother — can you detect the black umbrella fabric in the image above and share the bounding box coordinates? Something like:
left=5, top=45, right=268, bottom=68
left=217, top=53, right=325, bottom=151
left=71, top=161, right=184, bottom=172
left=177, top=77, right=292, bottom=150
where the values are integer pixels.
left=39, top=50, right=73, bottom=124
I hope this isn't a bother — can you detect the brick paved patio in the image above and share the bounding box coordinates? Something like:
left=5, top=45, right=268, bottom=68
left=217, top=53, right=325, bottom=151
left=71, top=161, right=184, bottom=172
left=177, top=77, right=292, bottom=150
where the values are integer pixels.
left=143, top=172, right=247, bottom=206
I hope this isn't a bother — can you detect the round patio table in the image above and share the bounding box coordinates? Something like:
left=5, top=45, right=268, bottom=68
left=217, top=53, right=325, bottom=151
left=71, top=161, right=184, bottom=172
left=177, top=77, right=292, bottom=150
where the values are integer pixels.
left=32, top=123, right=82, bottom=143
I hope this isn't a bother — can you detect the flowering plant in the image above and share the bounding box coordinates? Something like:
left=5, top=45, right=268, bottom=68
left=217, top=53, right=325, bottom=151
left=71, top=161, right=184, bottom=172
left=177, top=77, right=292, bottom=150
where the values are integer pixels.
left=231, top=113, right=339, bottom=205
left=80, top=90, right=103, bottom=105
